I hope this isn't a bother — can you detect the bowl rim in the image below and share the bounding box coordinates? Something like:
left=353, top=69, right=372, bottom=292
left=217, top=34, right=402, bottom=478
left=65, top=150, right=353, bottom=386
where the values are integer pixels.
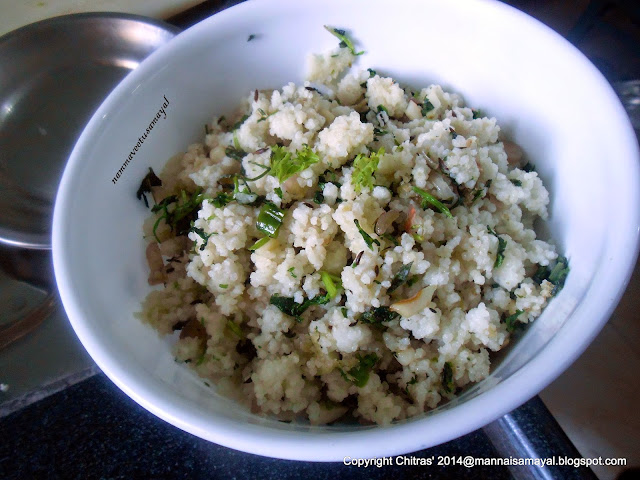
left=52, top=0, right=640, bottom=461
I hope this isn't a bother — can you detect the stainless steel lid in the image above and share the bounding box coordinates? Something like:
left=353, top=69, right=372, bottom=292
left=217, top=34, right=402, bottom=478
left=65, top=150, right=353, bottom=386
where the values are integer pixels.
left=0, top=13, right=178, bottom=249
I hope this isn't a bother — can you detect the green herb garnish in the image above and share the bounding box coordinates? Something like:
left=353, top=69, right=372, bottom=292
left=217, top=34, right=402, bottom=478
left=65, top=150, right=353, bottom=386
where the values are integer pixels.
left=243, top=163, right=271, bottom=182
left=421, top=99, right=435, bottom=117
left=256, top=108, right=274, bottom=123
left=388, top=262, right=413, bottom=293
left=376, top=104, right=389, bottom=115
left=382, top=233, right=400, bottom=246
left=270, top=144, right=319, bottom=183
left=504, top=310, right=524, bottom=332
left=359, top=306, right=400, bottom=324
left=320, top=271, right=342, bottom=299
left=211, top=192, right=234, bottom=208
left=472, top=109, right=484, bottom=119
left=323, top=25, right=364, bottom=56
left=189, top=226, right=217, bottom=251
left=219, top=284, right=228, bottom=289
left=256, top=202, right=285, bottom=238
left=136, top=167, right=162, bottom=208
left=225, top=146, right=247, bottom=161
left=231, top=114, right=249, bottom=131
left=313, top=188, right=324, bottom=204
left=226, top=319, right=243, bottom=337
left=522, top=162, right=536, bottom=173
left=270, top=293, right=330, bottom=322
left=539, top=256, right=570, bottom=295
left=354, top=219, right=380, bottom=250
left=340, top=353, right=378, bottom=387
left=352, top=147, right=383, bottom=193
left=367, top=68, right=377, bottom=77
left=341, top=307, right=348, bottom=318
left=248, top=237, right=270, bottom=251
left=413, top=186, right=453, bottom=218
left=487, top=226, right=507, bottom=268
left=274, top=187, right=283, bottom=199
left=510, top=179, right=522, bottom=187
left=442, top=362, right=454, bottom=393
left=471, top=188, right=485, bottom=205
left=287, top=267, right=297, bottom=278
left=151, top=188, right=208, bottom=241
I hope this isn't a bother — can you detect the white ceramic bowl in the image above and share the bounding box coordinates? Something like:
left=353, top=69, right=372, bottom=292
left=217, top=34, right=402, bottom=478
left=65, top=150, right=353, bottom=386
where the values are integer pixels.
left=53, top=0, right=640, bottom=461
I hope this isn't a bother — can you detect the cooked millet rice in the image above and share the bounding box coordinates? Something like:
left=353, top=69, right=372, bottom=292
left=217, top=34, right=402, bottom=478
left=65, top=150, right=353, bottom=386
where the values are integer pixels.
left=138, top=43, right=560, bottom=426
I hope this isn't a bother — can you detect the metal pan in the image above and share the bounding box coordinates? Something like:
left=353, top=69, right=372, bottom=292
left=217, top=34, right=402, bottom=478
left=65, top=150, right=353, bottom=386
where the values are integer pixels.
left=0, top=13, right=179, bottom=249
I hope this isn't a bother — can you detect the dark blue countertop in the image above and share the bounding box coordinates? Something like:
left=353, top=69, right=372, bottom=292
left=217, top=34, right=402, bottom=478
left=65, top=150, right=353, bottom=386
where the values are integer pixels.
left=0, top=373, right=511, bottom=480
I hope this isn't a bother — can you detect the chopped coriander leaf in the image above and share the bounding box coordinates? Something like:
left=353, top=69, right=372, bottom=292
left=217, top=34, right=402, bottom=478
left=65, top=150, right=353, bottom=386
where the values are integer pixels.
left=359, top=306, right=399, bottom=324
left=151, top=188, right=209, bottom=241
left=388, top=262, right=413, bottom=293
left=413, top=186, right=454, bottom=218
left=373, top=127, right=388, bottom=136
left=211, top=192, right=234, bottom=208
left=231, top=114, right=249, bottom=131
left=522, top=162, right=536, bottom=173
left=376, top=104, right=389, bottom=115
left=421, top=98, right=435, bottom=116
left=274, top=187, right=283, bottom=199
left=248, top=236, right=270, bottom=251
left=487, top=226, right=507, bottom=268
left=270, top=293, right=330, bottom=322
left=189, top=226, right=217, bottom=251
left=226, top=319, right=243, bottom=337
left=510, top=179, right=523, bottom=187
left=313, top=188, right=324, bottom=204
left=472, top=109, right=484, bottom=119
left=471, top=188, right=484, bottom=204
left=136, top=167, right=162, bottom=208
left=382, top=233, right=400, bottom=246
left=504, top=310, right=524, bottom=332
left=270, top=144, right=319, bottom=183
left=547, top=256, right=570, bottom=295
left=323, top=25, right=364, bottom=56
left=354, top=219, right=380, bottom=250
left=442, top=362, right=454, bottom=393
left=244, top=162, right=271, bottom=181
left=367, top=68, right=377, bottom=77
left=352, top=147, right=383, bottom=193
left=406, top=275, right=420, bottom=287
left=225, top=146, right=247, bottom=161
left=256, top=108, right=274, bottom=123
left=408, top=376, right=418, bottom=385
left=256, top=202, right=285, bottom=238
left=341, top=307, right=348, bottom=318
left=320, top=271, right=342, bottom=299
left=288, top=267, right=297, bottom=278
left=219, top=284, right=228, bottom=288
left=341, top=353, right=378, bottom=387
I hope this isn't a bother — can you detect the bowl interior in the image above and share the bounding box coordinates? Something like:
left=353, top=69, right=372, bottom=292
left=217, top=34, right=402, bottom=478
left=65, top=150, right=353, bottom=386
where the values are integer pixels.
left=53, top=0, right=640, bottom=461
